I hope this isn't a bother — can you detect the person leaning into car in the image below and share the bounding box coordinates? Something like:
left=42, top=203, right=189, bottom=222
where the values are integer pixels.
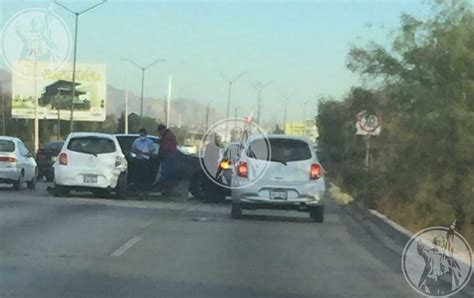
left=131, top=128, right=155, bottom=184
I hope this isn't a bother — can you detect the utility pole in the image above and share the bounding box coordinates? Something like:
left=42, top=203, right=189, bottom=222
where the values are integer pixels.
left=57, top=108, right=61, bottom=140
left=0, top=81, right=5, bottom=135
left=205, top=103, right=210, bottom=131
left=253, top=81, right=272, bottom=125
left=283, top=97, right=288, bottom=133
left=124, top=71, right=129, bottom=134
left=55, top=0, right=108, bottom=132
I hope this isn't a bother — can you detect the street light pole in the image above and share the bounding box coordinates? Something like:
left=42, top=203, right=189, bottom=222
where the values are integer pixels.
left=55, top=0, right=108, bottom=133
left=0, top=81, right=4, bottom=135
left=121, top=58, right=166, bottom=126
left=219, top=71, right=247, bottom=120
left=253, top=80, right=272, bottom=125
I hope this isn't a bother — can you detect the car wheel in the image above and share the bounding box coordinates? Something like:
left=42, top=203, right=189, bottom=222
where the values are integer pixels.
left=46, top=173, right=54, bottom=182
left=309, top=206, right=324, bottom=223
left=27, top=174, right=36, bottom=190
left=207, top=186, right=226, bottom=203
left=13, top=172, right=23, bottom=190
left=189, top=173, right=207, bottom=200
left=114, top=172, right=127, bottom=199
left=231, top=203, right=243, bottom=219
left=53, top=184, right=69, bottom=197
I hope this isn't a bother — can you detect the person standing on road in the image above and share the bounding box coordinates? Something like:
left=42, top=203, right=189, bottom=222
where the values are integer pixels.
left=157, top=124, right=177, bottom=194
left=131, top=128, right=155, bottom=184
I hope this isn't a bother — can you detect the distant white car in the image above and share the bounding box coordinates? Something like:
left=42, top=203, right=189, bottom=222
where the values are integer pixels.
left=231, top=134, right=326, bottom=222
left=0, top=136, right=37, bottom=190
left=53, top=132, right=128, bottom=198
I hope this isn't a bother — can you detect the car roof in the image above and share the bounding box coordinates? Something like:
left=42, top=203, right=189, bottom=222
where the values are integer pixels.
left=246, top=134, right=311, bottom=143
left=0, top=136, right=20, bottom=142
left=68, top=132, right=117, bottom=140
left=114, top=134, right=159, bottom=140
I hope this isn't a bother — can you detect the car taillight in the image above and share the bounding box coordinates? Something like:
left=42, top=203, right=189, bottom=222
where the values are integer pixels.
left=115, top=156, right=123, bottom=167
left=219, top=160, right=231, bottom=170
left=59, top=152, right=67, bottom=165
left=0, top=156, right=17, bottom=163
left=236, top=161, right=248, bottom=178
left=310, top=163, right=321, bottom=180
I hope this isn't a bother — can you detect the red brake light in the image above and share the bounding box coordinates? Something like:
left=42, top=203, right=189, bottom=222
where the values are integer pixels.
left=310, top=164, right=321, bottom=180
left=237, top=161, right=248, bottom=178
left=0, top=156, right=17, bottom=163
left=59, top=152, right=68, bottom=165
left=219, top=160, right=231, bottom=170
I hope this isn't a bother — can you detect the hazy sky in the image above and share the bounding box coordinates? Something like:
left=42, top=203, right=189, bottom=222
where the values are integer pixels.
left=0, top=0, right=428, bottom=123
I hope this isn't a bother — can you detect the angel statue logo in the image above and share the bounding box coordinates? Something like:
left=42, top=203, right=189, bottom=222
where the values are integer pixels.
left=1, top=6, right=71, bottom=79
left=401, top=220, right=473, bottom=297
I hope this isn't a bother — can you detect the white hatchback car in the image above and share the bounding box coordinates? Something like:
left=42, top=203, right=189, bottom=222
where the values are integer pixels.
left=231, top=134, right=326, bottom=222
left=53, top=133, right=128, bottom=198
left=0, top=136, right=37, bottom=190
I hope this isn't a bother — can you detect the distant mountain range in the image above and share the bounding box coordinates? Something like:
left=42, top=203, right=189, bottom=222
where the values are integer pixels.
left=0, top=69, right=223, bottom=127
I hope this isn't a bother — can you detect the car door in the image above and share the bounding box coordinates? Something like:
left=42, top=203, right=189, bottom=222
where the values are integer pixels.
left=18, top=141, right=35, bottom=180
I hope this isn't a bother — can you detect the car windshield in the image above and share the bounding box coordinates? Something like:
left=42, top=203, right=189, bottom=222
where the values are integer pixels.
left=0, top=140, right=15, bottom=152
left=117, top=136, right=159, bottom=155
left=67, top=137, right=116, bottom=155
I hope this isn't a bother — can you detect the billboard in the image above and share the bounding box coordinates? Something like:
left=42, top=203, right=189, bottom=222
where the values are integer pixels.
left=11, top=61, right=106, bottom=121
left=285, top=121, right=318, bottom=141
left=285, top=122, right=305, bottom=136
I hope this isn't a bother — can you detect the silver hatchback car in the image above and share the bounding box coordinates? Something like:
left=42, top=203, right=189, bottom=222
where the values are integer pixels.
left=231, top=134, right=326, bottom=222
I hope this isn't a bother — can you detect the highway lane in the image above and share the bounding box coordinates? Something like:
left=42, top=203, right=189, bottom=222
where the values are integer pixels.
left=0, top=182, right=449, bottom=297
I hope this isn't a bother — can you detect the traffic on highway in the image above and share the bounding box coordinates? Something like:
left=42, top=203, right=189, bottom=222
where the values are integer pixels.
left=1, top=1, right=474, bottom=297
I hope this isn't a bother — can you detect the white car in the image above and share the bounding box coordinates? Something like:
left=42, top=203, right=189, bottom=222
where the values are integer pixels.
left=231, top=134, right=326, bottom=222
left=0, top=136, right=37, bottom=190
left=53, top=133, right=128, bottom=198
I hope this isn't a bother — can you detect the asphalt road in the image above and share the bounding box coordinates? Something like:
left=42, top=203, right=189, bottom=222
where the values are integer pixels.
left=0, top=182, right=465, bottom=298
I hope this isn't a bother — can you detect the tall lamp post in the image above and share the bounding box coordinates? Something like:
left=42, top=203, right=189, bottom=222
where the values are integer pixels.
left=0, top=79, right=10, bottom=135
left=55, top=0, right=108, bottom=132
left=121, top=58, right=166, bottom=126
left=253, top=80, right=272, bottom=125
left=219, top=71, right=247, bottom=120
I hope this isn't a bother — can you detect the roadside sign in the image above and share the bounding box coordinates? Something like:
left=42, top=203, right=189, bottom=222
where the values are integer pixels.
left=356, top=110, right=381, bottom=136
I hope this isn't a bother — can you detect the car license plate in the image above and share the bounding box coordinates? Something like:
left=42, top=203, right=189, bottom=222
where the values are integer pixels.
left=83, top=175, right=98, bottom=183
left=270, top=189, right=287, bottom=200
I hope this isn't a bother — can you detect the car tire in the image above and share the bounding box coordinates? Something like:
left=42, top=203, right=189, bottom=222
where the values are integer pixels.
left=46, top=173, right=54, bottom=182
left=53, top=184, right=69, bottom=197
left=13, top=172, right=23, bottom=190
left=231, top=203, right=243, bottom=219
left=93, top=189, right=110, bottom=198
left=27, top=175, right=36, bottom=190
left=189, top=173, right=207, bottom=200
left=114, top=172, right=127, bottom=199
left=309, top=206, right=324, bottom=223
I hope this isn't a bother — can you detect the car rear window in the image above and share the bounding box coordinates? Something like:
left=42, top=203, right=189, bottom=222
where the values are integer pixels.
left=67, top=137, right=116, bottom=155
left=248, top=138, right=312, bottom=162
left=44, top=142, right=64, bottom=151
left=0, top=140, right=15, bottom=152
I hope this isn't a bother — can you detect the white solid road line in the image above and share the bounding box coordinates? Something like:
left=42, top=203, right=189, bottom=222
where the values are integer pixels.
left=110, top=236, right=142, bottom=257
